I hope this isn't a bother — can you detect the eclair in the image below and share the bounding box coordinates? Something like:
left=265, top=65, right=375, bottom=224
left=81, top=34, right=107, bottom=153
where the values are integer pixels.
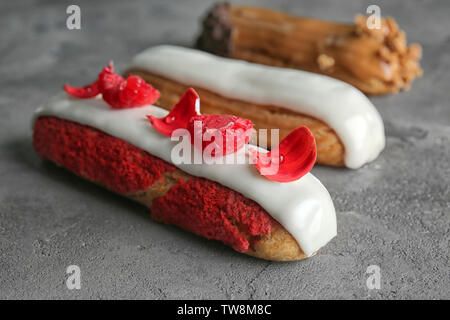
left=196, top=3, right=422, bottom=95
left=126, top=45, right=385, bottom=169
left=32, top=66, right=337, bottom=261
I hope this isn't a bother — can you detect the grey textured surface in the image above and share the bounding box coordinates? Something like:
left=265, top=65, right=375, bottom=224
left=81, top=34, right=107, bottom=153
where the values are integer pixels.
left=0, top=0, right=449, bottom=300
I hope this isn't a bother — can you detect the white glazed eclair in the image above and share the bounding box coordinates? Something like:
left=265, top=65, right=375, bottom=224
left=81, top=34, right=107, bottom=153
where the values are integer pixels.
left=33, top=94, right=337, bottom=261
left=126, top=45, right=385, bottom=169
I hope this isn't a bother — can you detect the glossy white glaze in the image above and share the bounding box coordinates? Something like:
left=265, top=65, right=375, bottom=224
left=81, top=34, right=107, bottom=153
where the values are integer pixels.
left=128, top=45, right=385, bottom=169
left=33, top=95, right=337, bottom=256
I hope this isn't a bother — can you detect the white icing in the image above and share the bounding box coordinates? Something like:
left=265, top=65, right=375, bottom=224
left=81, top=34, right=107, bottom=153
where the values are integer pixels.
left=127, top=45, right=385, bottom=169
left=33, top=95, right=337, bottom=257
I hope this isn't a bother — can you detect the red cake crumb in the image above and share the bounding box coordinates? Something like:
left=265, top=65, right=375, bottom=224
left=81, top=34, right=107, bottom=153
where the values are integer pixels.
left=150, top=177, right=272, bottom=252
left=33, top=116, right=176, bottom=194
left=33, top=116, right=272, bottom=251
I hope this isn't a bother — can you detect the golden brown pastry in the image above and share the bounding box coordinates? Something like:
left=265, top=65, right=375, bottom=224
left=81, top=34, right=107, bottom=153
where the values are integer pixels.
left=196, top=3, right=422, bottom=95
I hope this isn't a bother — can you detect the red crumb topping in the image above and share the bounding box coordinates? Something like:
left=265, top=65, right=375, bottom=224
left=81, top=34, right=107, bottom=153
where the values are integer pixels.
left=151, top=177, right=272, bottom=252
left=33, top=116, right=272, bottom=251
left=33, top=116, right=176, bottom=194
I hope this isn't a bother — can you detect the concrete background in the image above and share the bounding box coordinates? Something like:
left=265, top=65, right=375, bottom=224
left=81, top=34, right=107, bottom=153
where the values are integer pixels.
left=0, top=0, right=448, bottom=299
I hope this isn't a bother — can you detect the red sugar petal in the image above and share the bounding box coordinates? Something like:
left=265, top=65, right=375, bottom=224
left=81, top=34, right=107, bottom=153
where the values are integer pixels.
left=64, top=82, right=100, bottom=98
left=147, top=88, right=200, bottom=136
left=64, top=61, right=159, bottom=109
left=97, top=63, right=124, bottom=108
left=117, top=75, right=160, bottom=108
left=64, top=61, right=115, bottom=99
left=251, top=126, right=317, bottom=182
left=187, top=114, right=253, bottom=156
left=98, top=63, right=122, bottom=92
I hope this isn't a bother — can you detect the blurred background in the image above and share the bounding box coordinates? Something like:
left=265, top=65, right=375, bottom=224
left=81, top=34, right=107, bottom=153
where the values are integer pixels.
left=0, top=0, right=449, bottom=299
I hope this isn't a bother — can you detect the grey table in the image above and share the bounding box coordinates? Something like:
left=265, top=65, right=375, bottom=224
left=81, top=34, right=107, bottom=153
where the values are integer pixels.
left=0, top=0, right=448, bottom=299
